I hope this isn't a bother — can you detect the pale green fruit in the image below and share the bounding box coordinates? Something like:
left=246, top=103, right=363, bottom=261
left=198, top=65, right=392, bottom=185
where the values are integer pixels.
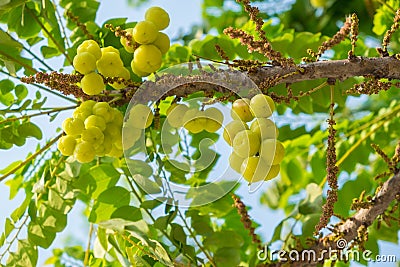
left=204, top=107, right=224, bottom=133
left=166, top=103, right=189, bottom=128
left=250, top=118, right=279, bottom=140
left=128, top=104, right=154, bottom=129
left=96, top=52, right=124, bottom=77
left=74, top=141, right=96, bottom=163
left=106, top=144, right=123, bottom=158
left=223, top=120, right=249, bottom=146
left=229, top=152, right=245, bottom=173
left=95, top=134, right=113, bottom=156
left=250, top=94, right=275, bottom=118
left=153, top=32, right=170, bottom=54
left=182, top=109, right=205, bottom=133
left=232, top=130, right=260, bottom=158
left=132, top=20, right=158, bottom=44
left=84, top=115, right=107, bottom=131
left=111, top=108, right=124, bottom=125
left=62, top=117, right=84, bottom=136
left=133, top=44, right=162, bottom=74
left=259, top=139, right=285, bottom=165
left=73, top=52, right=97, bottom=74
left=265, top=164, right=280, bottom=181
left=241, top=157, right=280, bottom=183
left=122, top=125, right=142, bottom=150
left=120, top=28, right=136, bottom=53
left=81, top=72, right=105, bottom=95
left=231, top=98, right=254, bottom=122
left=73, top=107, right=91, bottom=121
left=131, top=60, right=150, bottom=77
left=310, top=0, right=327, bottom=8
left=77, top=40, right=102, bottom=60
left=101, top=46, right=120, bottom=55
left=110, top=67, right=131, bottom=89
left=92, top=102, right=113, bottom=123
left=80, top=100, right=96, bottom=113
left=131, top=60, right=151, bottom=77
left=105, top=122, right=121, bottom=138
left=145, top=6, right=170, bottom=30
left=81, top=127, right=104, bottom=146
left=57, top=135, right=77, bottom=156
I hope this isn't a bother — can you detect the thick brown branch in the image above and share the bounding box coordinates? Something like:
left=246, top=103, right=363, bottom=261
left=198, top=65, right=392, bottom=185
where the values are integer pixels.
left=247, top=56, right=400, bottom=87
left=266, top=171, right=400, bottom=267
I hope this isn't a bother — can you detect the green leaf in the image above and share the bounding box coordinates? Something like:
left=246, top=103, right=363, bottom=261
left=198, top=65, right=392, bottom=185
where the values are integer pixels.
left=298, top=183, right=323, bottom=215
left=214, top=247, right=241, bottom=267
left=40, top=206, right=67, bottom=233
left=28, top=222, right=56, bottom=248
left=89, top=186, right=131, bottom=223
left=171, top=223, right=186, bottom=244
left=154, top=210, right=177, bottom=230
left=14, top=84, right=28, bottom=101
left=132, top=174, right=161, bottom=195
left=141, top=198, right=165, bottom=209
left=126, top=159, right=153, bottom=177
left=73, top=163, right=120, bottom=199
left=40, top=46, right=59, bottom=59
left=203, top=230, right=244, bottom=251
left=111, top=206, right=142, bottom=222
left=4, top=218, right=14, bottom=238
left=7, top=239, right=38, bottom=267
left=17, top=122, right=42, bottom=140
left=301, top=214, right=320, bottom=237
left=0, top=79, right=14, bottom=94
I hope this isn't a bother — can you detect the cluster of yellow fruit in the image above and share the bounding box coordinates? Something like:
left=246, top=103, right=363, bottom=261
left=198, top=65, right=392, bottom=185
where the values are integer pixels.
left=120, top=6, right=171, bottom=77
left=123, top=104, right=154, bottom=150
left=166, top=103, right=224, bottom=133
left=223, top=94, right=285, bottom=184
left=73, top=40, right=131, bottom=95
left=57, top=101, right=124, bottom=163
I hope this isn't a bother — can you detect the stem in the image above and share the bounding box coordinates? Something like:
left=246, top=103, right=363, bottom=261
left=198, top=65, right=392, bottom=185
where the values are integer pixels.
left=125, top=175, right=198, bottom=264
left=83, top=223, right=94, bottom=266
left=0, top=69, right=77, bottom=104
left=0, top=214, right=29, bottom=261
left=0, top=50, right=37, bottom=73
left=0, top=106, right=76, bottom=125
left=51, top=0, right=71, bottom=49
left=376, top=0, right=397, bottom=14
left=26, top=7, right=73, bottom=65
left=0, top=133, right=62, bottom=183
left=23, top=47, right=54, bottom=71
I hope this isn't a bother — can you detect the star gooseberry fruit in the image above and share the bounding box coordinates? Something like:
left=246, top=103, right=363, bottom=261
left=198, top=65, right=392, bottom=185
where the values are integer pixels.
left=166, top=103, right=189, bottom=128
left=241, top=156, right=280, bottom=183
left=127, top=104, right=154, bottom=129
left=133, top=44, right=162, bottom=74
left=223, top=120, right=249, bottom=146
left=259, top=139, right=285, bottom=165
left=62, top=117, right=85, bottom=136
left=73, top=52, right=97, bottom=75
left=250, top=94, right=275, bottom=118
left=77, top=40, right=102, bottom=60
left=231, top=98, right=254, bottom=122
left=145, top=6, right=170, bottom=30
left=132, top=20, right=158, bottom=44
left=80, top=72, right=105, bottom=96
left=57, top=135, right=77, bottom=156
left=74, top=141, right=96, bottom=163
left=232, top=129, right=260, bottom=158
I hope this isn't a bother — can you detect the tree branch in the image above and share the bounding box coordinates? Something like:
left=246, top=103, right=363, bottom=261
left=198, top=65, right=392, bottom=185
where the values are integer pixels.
left=246, top=56, right=400, bottom=86
left=266, top=169, right=400, bottom=267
